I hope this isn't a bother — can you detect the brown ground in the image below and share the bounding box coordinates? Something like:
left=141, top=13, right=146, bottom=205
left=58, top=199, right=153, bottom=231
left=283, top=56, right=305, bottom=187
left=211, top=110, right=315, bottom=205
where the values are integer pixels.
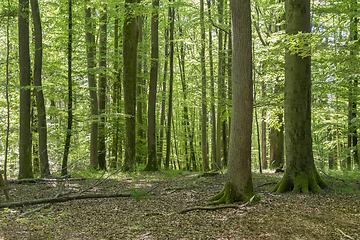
left=0, top=172, right=359, bottom=240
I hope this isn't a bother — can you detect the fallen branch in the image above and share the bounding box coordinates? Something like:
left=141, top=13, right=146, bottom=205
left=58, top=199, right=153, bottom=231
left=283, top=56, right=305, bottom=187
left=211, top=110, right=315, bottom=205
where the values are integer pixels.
left=8, top=177, right=86, bottom=184
left=0, top=193, right=131, bottom=209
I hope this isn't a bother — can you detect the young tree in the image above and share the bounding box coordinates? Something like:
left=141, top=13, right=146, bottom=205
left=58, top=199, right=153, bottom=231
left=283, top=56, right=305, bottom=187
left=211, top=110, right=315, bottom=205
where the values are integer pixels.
left=62, top=0, right=73, bottom=176
left=19, top=0, right=33, bottom=179
left=31, top=0, right=50, bottom=177
left=200, top=0, right=209, bottom=171
left=145, top=0, right=160, bottom=171
left=272, top=0, right=327, bottom=193
left=98, top=4, right=107, bottom=170
left=210, top=0, right=256, bottom=204
left=85, top=1, right=99, bottom=169
left=164, top=4, right=174, bottom=169
left=123, top=0, right=139, bottom=171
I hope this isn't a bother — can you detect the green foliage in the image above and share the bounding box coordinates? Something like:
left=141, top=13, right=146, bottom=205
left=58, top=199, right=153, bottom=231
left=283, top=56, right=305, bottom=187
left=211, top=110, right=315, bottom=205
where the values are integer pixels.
left=324, top=170, right=360, bottom=195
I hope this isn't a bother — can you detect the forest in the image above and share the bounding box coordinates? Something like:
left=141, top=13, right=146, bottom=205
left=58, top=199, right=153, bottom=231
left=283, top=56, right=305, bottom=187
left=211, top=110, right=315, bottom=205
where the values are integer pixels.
left=0, top=0, right=360, bottom=239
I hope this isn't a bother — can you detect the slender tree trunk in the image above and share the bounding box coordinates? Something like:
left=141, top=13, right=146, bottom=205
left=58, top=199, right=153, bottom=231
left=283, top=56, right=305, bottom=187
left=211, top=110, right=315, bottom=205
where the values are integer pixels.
left=85, top=2, right=99, bottom=169
left=98, top=5, right=107, bottom=170
left=145, top=0, right=160, bottom=171
left=62, top=0, right=73, bottom=176
left=261, top=82, right=267, bottom=169
left=216, top=0, right=225, bottom=168
left=31, top=0, right=50, bottom=177
left=165, top=4, right=174, bottom=169
left=207, top=0, right=216, bottom=170
left=200, top=0, right=209, bottom=171
left=4, top=0, right=11, bottom=182
left=158, top=27, right=169, bottom=168
left=211, top=0, right=256, bottom=204
left=123, top=0, right=139, bottom=171
left=19, top=0, right=33, bottom=179
left=111, top=7, right=121, bottom=169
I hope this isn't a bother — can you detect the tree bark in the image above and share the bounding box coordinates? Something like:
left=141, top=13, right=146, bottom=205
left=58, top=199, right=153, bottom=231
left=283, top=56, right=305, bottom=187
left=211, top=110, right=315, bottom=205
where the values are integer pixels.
left=85, top=2, right=99, bottom=169
left=19, top=0, right=33, bottom=179
left=98, top=5, right=107, bottom=170
left=272, top=0, right=326, bottom=193
left=145, top=0, right=160, bottom=171
left=200, top=0, right=209, bottom=171
left=210, top=0, right=256, bottom=204
left=123, top=0, right=139, bottom=171
left=207, top=0, right=217, bottom=170
left=165, top=4, right=174, bottom=169
left=62, top=0, right=73, bottom=176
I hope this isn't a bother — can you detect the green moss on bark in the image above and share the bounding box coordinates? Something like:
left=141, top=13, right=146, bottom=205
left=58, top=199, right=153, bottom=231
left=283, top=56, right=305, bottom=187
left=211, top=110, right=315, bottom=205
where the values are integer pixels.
left=209, top=182, right=258, bottom=205
left=272, top=168, right=327, bottom=194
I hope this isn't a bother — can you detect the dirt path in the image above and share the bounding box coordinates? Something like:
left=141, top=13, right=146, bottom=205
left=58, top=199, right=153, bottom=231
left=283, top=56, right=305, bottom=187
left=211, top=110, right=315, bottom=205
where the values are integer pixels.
left=0, top=172, right=359, bottom=239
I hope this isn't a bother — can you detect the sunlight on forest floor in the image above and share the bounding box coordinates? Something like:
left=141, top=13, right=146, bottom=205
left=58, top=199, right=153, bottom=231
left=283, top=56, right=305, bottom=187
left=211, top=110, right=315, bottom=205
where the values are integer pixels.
left=0, top=170, right=359, bottom=239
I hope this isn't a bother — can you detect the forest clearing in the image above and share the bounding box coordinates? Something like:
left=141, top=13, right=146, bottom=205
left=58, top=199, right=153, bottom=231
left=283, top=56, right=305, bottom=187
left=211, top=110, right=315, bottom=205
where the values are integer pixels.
left=1, top=170, right=359, bottom=239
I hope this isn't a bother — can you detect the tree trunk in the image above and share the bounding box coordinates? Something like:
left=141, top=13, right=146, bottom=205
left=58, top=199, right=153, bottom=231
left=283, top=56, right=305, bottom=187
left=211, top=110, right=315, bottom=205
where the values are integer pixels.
left=211, top=0, right=256, bottom=204
left=165, top=4, right=174, bottom=169
left=207, top=0, right=217, bottom=170
left=4, top=0, right=11, bottom=182
left=85, top=2, right=99, bottom=169
left=123, top=0, right=139, bottom=171
left=145, top=0, right=160, bottom=171
left=158, top=26, right=169, bottom=168
left=98, top=5, right=107, bottom=170
left=261, top=83, right=267, bottom=169
left=272, top=0, right=326, bottom=193
left=200, top=0, right=209, bottom=171
left=62, top=0, right=73, bottom=176
left=19, top=0, right=33, bottom=179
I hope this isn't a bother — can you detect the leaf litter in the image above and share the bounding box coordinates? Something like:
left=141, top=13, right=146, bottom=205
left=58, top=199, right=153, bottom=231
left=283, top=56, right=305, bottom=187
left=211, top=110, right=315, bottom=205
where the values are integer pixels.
left=0, top=172, right=359, bottom=239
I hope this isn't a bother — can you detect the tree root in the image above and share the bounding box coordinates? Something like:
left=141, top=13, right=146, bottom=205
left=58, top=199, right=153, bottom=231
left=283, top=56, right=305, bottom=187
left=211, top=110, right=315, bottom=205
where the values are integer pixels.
left=272, top=169, right=327, bottom=194
left=208, top=182, right=259, bottom=205
left=176, top=195, right=256, bottom=214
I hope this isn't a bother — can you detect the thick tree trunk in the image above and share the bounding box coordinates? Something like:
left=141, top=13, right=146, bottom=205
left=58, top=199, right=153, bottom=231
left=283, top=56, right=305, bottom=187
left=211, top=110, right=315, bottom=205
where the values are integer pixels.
left=19, top=0, right=33, bottom=179
left=98, top=6, right=107, bottom=170
left=123, top=0, right=139, bottom=171
left=272, top=0, right=326, bottom=193
left=62, top=0, right=73, bottom=176
left=145, top=0, right=160, bottom=171
left=210, top=0, right=256, bottom=204
left=85, top=2, right=99, bottom=169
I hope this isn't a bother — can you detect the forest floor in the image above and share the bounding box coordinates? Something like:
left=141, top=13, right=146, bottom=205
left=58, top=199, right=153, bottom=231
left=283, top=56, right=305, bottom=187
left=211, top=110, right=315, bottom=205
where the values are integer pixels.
left=0, top=170, right=359, bottom=240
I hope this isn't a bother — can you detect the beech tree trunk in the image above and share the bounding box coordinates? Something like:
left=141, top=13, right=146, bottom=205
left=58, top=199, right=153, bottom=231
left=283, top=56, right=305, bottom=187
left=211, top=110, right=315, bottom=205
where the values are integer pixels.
left=123, top=0, right=139, bottom=171
left=272, top=0, right=327, bottom=193
left=145, top=0, right=160, bottom=171
left=62, top=0, right=73, bottom=176
left=85, top=2, right=99, bottom=169
left=200, top=0, right=209, bottom=171
left=98, top=5, right=107, bottom=170
left=19, top=0, right=33, bottom=179
left=210, top=0, right=256, bottom=204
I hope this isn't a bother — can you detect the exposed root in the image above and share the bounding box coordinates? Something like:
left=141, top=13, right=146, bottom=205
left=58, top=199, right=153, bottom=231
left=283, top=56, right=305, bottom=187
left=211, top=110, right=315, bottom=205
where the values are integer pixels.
left=272, top=168, right=327, bottom=194
left=208, top=182, right=259, bottom=205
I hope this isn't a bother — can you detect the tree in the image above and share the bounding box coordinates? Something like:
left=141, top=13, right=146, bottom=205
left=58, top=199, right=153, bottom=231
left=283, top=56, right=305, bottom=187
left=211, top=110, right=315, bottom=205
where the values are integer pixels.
left=62, top=0, right=73, bottom=176
left=272, top=0, right=327, bottom=193
left=210, top=0, right=256, bottom=204
left=145, top=0, right=160, bottom=171
left=164, top=4, right=174, bottom=170
left=19, top=0, right=33, bottom=179
left=85, top=1, right=99, bottom=169
left=98, top=4, right=107, bottom=170
left=200, top=0, right=209, bottom=171
left=123, top=0, right=139, bottom=171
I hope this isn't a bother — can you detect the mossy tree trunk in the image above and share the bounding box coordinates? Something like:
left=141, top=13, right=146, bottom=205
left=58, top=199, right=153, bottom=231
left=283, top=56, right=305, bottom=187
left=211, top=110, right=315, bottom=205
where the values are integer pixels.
left=272, top=0, right=327, bottom=194
left=210, top=0, right=256, bottom=204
